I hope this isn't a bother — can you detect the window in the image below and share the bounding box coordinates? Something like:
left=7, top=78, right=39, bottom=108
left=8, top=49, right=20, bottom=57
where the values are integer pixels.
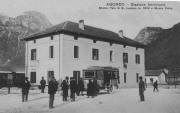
left=123, top=53, right=128, bottom=63
left=92, top=48, right=99, bottom=60
left=110, top=42, right=113, bottom=46
left=49, top=46, right=54, bottom=58
left=31, top=49, right=36, bottom=60
left=50, top=36, right=54, bottom=40
left=84, top=71, right=95, bottom=79
left=136, top=73, right=139, bottom=83
left=74, top=36, right=78, bottom=40
left=135, top=54, right=140, bottom=64
left=47, top=71, right=54, bottom=82
left=123, top=45, right=126, bottom=48
left=110, top=50, right=113, bottom=62
left=124, top=73, right=126, bottom=83
left=74, top=46, right=79, bottom=58
left=30, top=72, right=36, bottom=83
left=93, top=40, right=96, bottom=43
left=33, top=40, right=36, bottom=43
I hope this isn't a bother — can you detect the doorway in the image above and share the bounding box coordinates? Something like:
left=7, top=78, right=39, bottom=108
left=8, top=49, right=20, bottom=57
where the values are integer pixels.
left=104, top=70, right=111, bottom=85
left=73, top=71, right=80, bottom=84
left=47, top=71, right=54, bottom=83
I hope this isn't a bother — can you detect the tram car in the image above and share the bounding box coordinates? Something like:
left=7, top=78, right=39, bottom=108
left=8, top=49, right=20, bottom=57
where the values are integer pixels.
left=83, top=66, right=119, bottom=92
left=0, top=72, right=25, bottom=88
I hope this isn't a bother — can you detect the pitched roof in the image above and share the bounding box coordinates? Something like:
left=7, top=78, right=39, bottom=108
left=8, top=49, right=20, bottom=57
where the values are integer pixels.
left=145, top=70, right=163, bottom=76
left=0, top=65, right=25, bottom=73
left=22, top=21, right=145, bottom=48
left=85, top=66, right=119, bottom=71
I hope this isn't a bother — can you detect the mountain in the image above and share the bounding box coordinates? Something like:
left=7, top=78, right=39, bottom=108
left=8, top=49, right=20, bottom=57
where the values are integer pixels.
left=135, top=23, right=180, bottom=70
left=0, top=11, right=52, bottom=66
left=134, top=27, right=163, bottom=45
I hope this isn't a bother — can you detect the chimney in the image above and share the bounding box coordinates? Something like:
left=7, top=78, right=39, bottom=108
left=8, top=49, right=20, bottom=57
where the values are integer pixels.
left=118, top=30, right=124, bottom=38
left=78, top=20, right=84, bottom=30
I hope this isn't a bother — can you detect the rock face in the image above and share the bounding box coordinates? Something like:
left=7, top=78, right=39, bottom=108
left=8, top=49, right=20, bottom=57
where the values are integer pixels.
left=135, top=23, right=180, bottom=70
left=135, top=27, right=163, bottom=45
left=0, top=11, right=52, bottom=66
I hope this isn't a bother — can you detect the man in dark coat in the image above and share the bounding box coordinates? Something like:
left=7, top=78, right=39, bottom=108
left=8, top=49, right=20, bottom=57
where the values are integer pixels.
left=70, top=77, right=77, bottom=101
left=153, top=80, right=158, bottom=92
left=65, top=76, right=69, bottom=97
left=78, top=78, right=84, bottom=96
left=61, top=80, right=69, bottom=101
left=48, top=77, right=58, bottom=109
left=22, top=77, right=31, bottom=102
left=93, top=78, right=98, bottom=96
left=139, top=76, right=146, bottom=102
left=76, top=81, right=80, bottom=96
left=87, top=79, right=93, bottom=98
left=40, top=77, right=46, bottom=93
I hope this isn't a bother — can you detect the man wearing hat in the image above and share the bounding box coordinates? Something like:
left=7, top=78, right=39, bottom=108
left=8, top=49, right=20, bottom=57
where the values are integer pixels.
left=22, top=77, right=31, bottom=102
left=48, top=76, right=58, bottom=108
left=139, top=76, right=146, bottom=101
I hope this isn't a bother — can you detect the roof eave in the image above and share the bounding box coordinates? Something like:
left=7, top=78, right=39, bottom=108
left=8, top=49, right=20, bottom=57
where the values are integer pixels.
left=22, top=30, right=145, bottom=48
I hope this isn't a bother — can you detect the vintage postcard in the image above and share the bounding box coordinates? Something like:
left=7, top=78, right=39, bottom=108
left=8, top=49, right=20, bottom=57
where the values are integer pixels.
left=0, top=0, right=180, bottom=113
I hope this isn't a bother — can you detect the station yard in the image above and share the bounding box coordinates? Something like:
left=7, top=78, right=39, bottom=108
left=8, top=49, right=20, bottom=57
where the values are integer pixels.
left=0, top=85, right=180, bottom=113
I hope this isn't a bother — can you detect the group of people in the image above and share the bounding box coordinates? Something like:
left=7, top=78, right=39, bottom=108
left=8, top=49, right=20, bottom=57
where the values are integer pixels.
left=21, top=75, right=159, bottom=109
left=60, top=77, right=82, bottom=102
left=20, top=76, right=100, bottom=109
left=61, top=77, right=99, bottom=102
left=87, top=78, right=99, bottom=97
left=20, top=76, right=58, bottom=109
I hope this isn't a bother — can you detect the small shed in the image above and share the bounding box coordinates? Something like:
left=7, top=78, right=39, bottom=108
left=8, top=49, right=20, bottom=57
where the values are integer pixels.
left=145, top=69, right=166, bottom=84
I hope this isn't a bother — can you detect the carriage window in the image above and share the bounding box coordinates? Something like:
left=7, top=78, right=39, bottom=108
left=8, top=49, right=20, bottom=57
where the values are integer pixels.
left=84, top=71, right=94, bottom=78
left=96, top=71, right=103, bottom=79
left=112, top=71, right=118, bottom=79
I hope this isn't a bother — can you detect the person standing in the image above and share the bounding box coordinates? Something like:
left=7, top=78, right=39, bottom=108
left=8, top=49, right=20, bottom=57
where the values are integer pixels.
left=40, top=77, right=46, bottom=93
left=65, top=76, right=69, bottom=97
left=87, top=79, right=93, bottom=98
left=61, top=80, right=69, bottom=101
left=93, top=78, right=98, bottom=96
left=76, top=80, right=80, bottom=96
left=153, top=80, right=158, bottom=92
left=70, top=77, right=77, bottom=101
left=78, top=78, right=84, bottom=96
left=22, top=77, right=31, bottom=102
left=145, top=78, right=147, bottom=88
left=139, top=76, right=146, bottom=102
left=48, top=77, right=58, bottom=109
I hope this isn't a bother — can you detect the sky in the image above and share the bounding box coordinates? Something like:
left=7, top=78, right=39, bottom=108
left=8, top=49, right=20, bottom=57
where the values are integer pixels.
left=0, top=0, right=180, bottom=38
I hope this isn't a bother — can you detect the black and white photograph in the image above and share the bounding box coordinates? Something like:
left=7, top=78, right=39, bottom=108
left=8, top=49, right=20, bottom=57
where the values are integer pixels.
left=0, top=0, right=180, bottom=113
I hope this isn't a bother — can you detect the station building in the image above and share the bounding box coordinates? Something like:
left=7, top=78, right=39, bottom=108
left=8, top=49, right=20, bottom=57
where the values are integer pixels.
left=22, top=20, right=145, bottom=87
